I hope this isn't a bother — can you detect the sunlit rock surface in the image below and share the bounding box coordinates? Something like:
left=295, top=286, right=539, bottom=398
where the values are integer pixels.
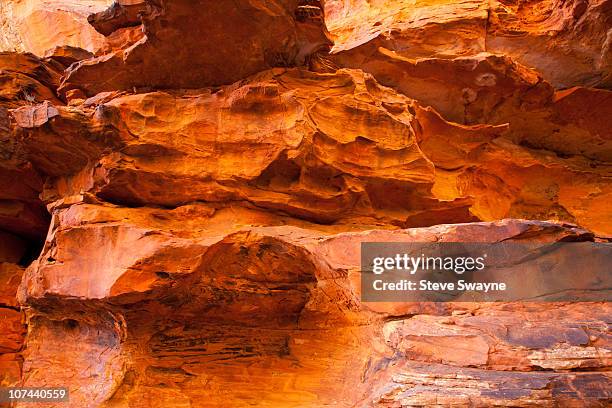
left=18, top=216, right=612, bottom=406
left=324, top=0, right=612, bottom=88
left=0, top=0, right=112, bottom=56
left=59, top=0, right=332, bottom=95
left=0, top=0, right=610, bottom=406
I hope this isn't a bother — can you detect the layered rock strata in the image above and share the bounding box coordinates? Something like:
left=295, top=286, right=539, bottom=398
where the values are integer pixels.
left=0, top=0, right=610, bottom=407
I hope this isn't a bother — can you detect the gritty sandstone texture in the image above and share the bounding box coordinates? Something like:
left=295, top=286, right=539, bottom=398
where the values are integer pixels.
left=0, top=0, right=611, bottom=407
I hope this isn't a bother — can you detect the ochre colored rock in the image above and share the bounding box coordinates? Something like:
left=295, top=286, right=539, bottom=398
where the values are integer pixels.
left=19, top=217, right=611, bottom=406
left=330, top=22, right=612, bottom=163
left=0, top=53, right=53, bottom=242
left=323, top=0, right=488, bottom=56
left=15, top=69, right=612, bottom=235
left=0, top=0, right=610, bottom=406
left=60, top=0, right=331, bottom=96
left=0, top=308, right=24, bottom=353
left=384, top=305, right=611, bottom=371
left=0, top=263, right=24, bottom=306
left=0, top=263, right=25, bottom=387
left=0, top=59, right=46, bottom=392
left=0, top=0, right=112, bottom=56
left=87, top=1, right=144, bottom=36
left=373, top=361, right=611, bottom=406
left=0, top=52, right=63, bottom=106
left=331, top=49, right=557, bottom=126
left=0, top=353, right=22, bottom=387
left=324, top=0, right=612, bottom=88
left=487, top=0, right=612, bottom=88
left=44, top=45, right=94, bottom=67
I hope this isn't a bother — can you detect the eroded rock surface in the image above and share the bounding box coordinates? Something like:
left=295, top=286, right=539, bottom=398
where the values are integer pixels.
left=324, top=0, right=612, bottom=88
left=12, top=68, right=612, bottom=235
left=60, top=0, right=332, bottom=95
left=0, top=0, right=112, bottom=56
left=17, top=217, right=612, bottom=406
left=0, top=0, right=610, bottom=406
left=0, top=257, right=25, bottom=387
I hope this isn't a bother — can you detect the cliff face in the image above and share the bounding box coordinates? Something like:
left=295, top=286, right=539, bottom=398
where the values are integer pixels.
left=0, top=1, right=112, bottom=55
left=0, top=0, right=611, bottom=407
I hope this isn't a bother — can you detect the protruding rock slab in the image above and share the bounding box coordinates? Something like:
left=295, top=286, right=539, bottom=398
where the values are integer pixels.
left=16, top=69, right=612, bottom=234
left=0, top=0, right=112, bottom=56
left=0, top=0, right=609, bottom=403
left=324, top=0, right=612, bottom=88
left=19, top=216, right=612, bottom=406
left=60, top=0, right=332, bottom=95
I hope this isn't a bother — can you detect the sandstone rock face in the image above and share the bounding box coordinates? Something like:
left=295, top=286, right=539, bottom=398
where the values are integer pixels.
left=0, top=0, right=610, bottom=407
left=13, top=68, right=612, bottom=235
left=0, top=1, right=112, bottom=56
left=60, top=0, right=332, bottom=95
left=18, top=216, right=612, bottom=406
left=0, top=257, right=25, bottom=387
left=324, top=0, right=612, bottom=88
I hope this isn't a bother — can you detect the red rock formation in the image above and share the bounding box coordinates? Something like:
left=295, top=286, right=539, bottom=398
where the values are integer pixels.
left=59, top=0, right=332, bottom=96
left=0, top=1, right=112, bottom=56
left=324, top=0, right=612, bottom=88
left=17, top=218, right=612, bottom=406
left=0, top=251, right=25, bottom=388
left=0, top=0, right=610, bottom=406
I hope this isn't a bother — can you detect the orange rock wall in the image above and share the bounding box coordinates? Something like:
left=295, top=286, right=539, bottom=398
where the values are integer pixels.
left=0, top=1, right=112, bottom=56
left=0, top=0, right=610, bottom=407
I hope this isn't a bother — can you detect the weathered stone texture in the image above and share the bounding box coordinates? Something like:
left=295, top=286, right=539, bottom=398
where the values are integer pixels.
left=0, top=0, right=610, bottom=406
